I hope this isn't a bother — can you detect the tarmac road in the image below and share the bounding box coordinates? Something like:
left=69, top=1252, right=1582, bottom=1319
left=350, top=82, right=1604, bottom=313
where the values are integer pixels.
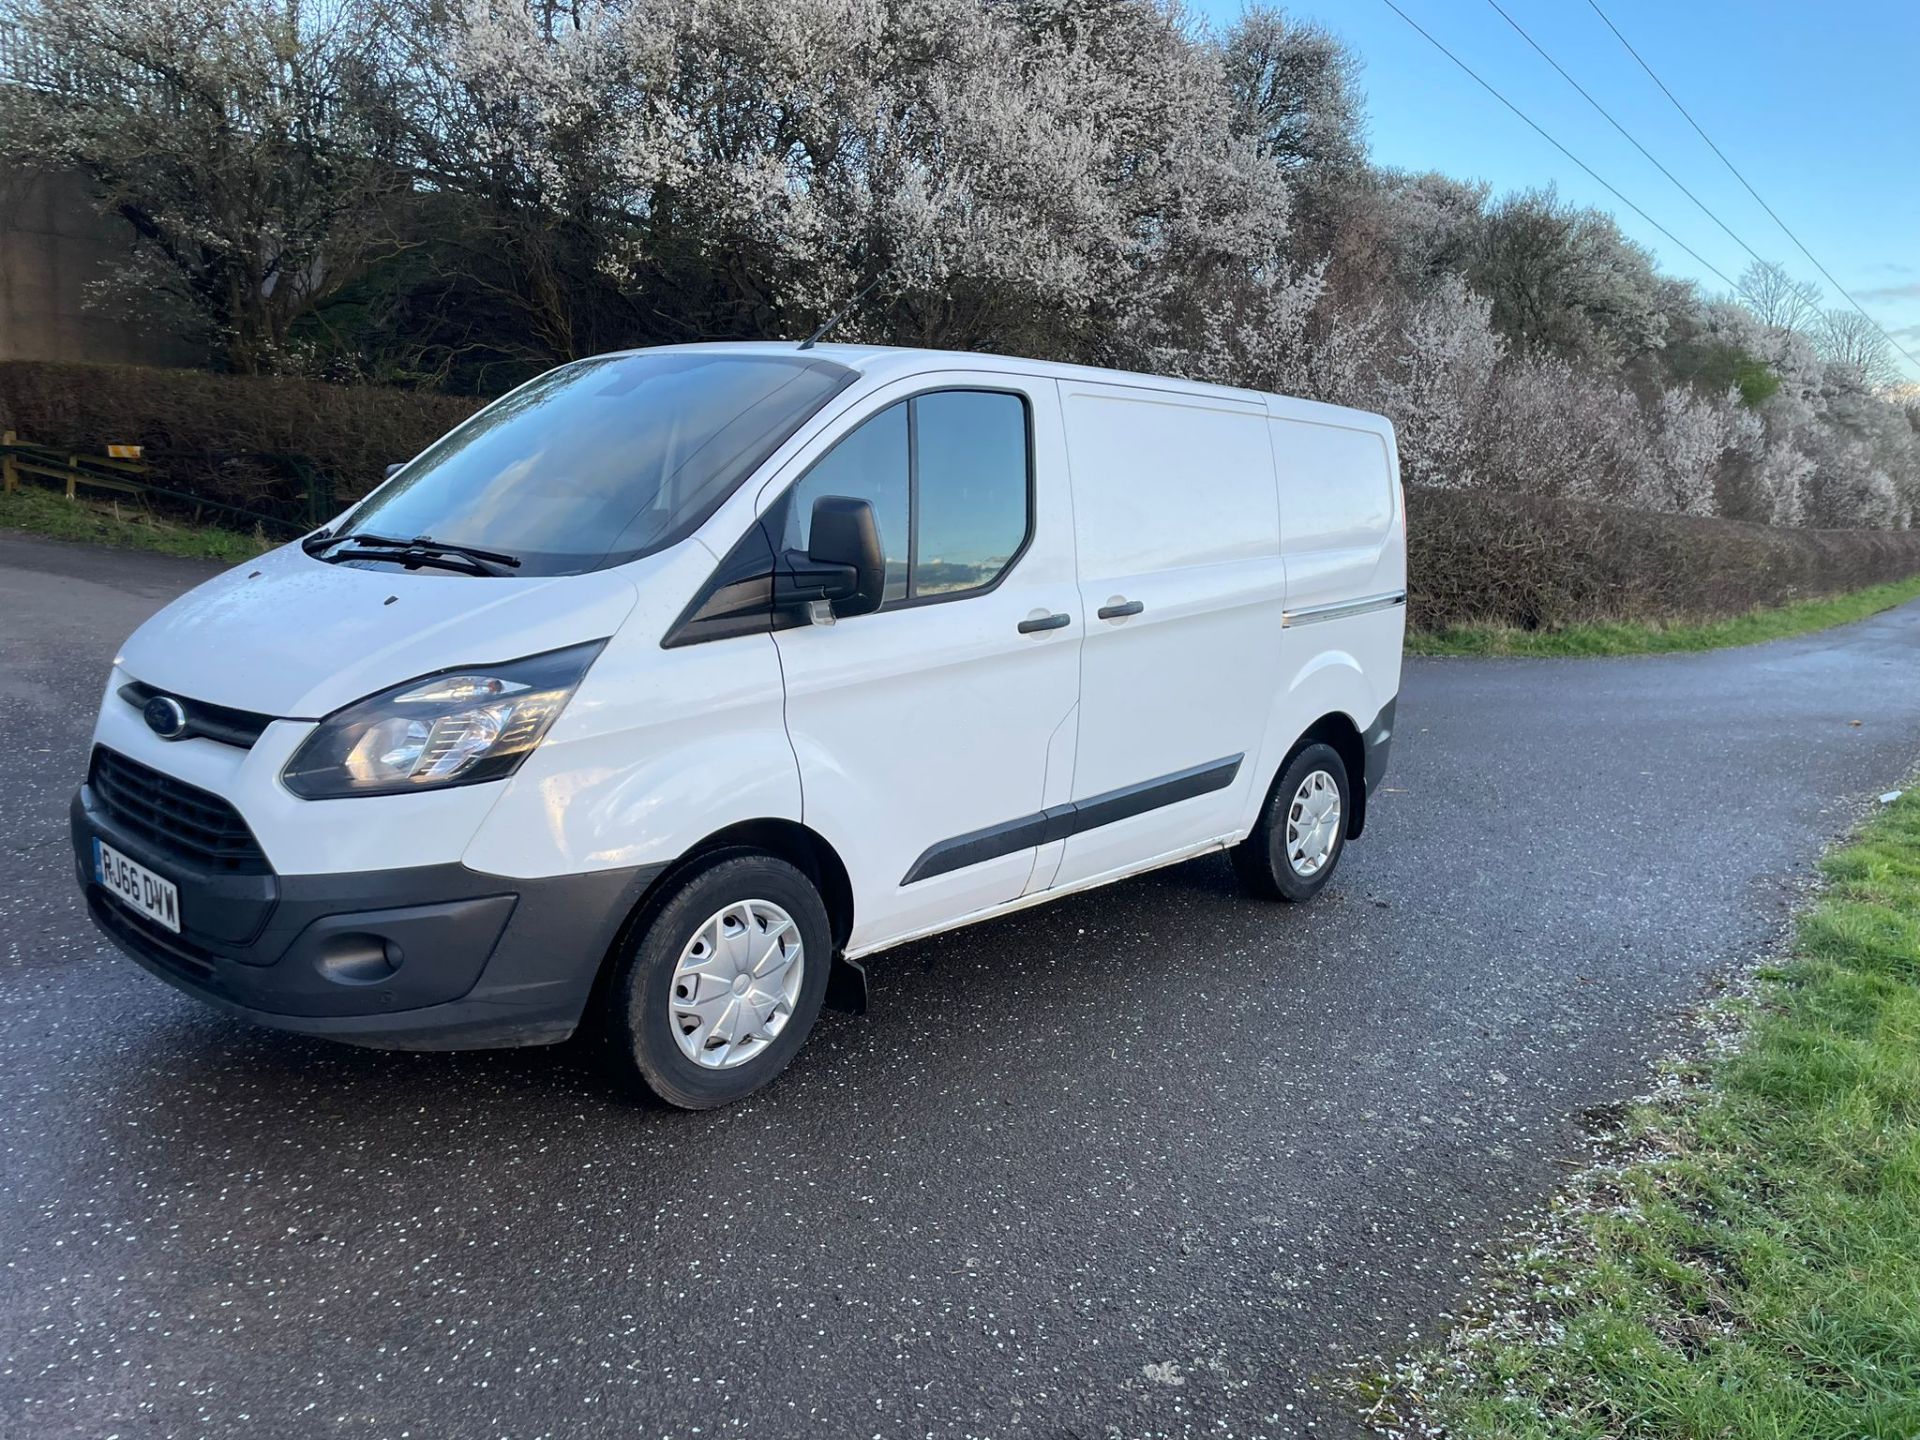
left=4, top=531, right=1919, bottom=1439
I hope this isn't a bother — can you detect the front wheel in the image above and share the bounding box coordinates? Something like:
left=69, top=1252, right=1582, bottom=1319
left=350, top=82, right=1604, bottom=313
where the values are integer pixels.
left=606, top=853, right=833, bottom=1109
left=1230, top=742, right=1351, bottom=903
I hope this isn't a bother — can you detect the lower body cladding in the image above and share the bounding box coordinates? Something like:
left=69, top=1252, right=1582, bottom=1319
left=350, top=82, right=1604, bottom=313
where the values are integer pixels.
left=1362, top=697, right=1395, bottom=813
left=70, top=785, right=663, bottom=1050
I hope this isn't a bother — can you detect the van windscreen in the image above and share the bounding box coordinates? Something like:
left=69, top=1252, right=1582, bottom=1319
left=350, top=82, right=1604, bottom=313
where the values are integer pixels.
left=330, top=352, right=856, bottom=576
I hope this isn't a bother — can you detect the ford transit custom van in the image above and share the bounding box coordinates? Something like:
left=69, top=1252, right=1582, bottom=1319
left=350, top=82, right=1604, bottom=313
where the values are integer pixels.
left=73, top=344, right=1405, bottom=1108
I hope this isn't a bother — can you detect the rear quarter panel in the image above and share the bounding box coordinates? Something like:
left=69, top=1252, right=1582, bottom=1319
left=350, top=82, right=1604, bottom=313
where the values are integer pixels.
left=1244, top=408, right=1405, bottom=824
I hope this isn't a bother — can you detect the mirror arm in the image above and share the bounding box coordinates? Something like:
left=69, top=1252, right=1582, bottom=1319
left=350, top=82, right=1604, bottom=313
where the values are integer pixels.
left=771, top=550, right=858, bottom=610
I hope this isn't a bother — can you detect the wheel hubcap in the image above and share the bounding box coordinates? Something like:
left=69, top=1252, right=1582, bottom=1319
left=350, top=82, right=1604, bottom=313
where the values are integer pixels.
left=1285, top=770, right=1341, bottom=877
left=668, top=899, right=805, bottom=1070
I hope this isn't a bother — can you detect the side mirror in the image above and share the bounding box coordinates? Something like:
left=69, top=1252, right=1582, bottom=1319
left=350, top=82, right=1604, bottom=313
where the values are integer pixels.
left=808, top=496, right=884, bottom=617
left=385, top=462, right=405, bottom=480
left=773, top=496, right=884, bottom=619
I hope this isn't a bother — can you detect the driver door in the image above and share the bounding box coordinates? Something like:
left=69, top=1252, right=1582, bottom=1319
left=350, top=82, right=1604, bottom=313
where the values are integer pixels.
left=763, top=373, right=1082, bottom=954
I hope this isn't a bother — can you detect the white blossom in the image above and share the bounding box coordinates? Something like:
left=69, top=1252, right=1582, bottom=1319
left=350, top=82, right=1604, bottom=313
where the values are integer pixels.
left=1650, top=386, right=1730, bottom=517
left=4, top=0, right=1914, bottom=526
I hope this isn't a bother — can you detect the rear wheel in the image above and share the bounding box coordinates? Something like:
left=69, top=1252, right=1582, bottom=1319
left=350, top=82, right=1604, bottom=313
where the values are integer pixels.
left=1230, top=742, right=1351, bottom=903
left=606, top=853, right=832, bottom=1109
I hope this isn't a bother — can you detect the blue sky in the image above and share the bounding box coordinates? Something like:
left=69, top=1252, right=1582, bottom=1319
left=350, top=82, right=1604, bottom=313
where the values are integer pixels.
left=1189, top=0, right=1920, bottom=380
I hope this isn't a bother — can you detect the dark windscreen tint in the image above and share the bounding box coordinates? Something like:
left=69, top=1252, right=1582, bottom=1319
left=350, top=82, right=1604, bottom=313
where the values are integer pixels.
left=336, top=352, right=855, bottom=575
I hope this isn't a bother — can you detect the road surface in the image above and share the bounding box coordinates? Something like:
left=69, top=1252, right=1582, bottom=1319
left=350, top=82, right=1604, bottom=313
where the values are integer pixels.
left=4, top=532, right=1918, bottom=1439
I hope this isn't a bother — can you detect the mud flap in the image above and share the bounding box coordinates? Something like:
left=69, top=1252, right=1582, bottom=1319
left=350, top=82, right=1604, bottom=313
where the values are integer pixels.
left=825, top=952, right=868, bottom=1015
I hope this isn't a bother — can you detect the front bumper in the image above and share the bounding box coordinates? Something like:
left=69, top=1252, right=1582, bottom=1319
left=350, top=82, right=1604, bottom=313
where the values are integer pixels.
left=72, top=784, right=663, bottom=1050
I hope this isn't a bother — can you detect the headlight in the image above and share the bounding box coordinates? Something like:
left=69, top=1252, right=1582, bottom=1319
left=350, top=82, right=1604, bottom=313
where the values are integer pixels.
left=281, top=641, right=606, bottom=799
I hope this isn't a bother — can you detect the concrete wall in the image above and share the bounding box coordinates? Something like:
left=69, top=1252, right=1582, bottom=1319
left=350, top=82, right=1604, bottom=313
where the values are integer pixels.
left=0, top=166, right=205, bottom=368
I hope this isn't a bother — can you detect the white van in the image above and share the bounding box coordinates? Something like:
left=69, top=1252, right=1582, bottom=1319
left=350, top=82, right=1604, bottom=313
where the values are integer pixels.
left=72, top=344, right=1405, bottom=1107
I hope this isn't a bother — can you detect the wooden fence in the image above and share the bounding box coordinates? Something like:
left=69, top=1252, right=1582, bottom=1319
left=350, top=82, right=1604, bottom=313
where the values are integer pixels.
left=1, top=430, right=306, bottom=535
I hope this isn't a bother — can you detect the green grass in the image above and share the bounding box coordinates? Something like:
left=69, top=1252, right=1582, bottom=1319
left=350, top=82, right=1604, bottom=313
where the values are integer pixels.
left=0, top=482, right=277, bottom=564
left=1366, top=790, right=1920, bottom=1438
left=1411, top=574, right=1920, bottom=657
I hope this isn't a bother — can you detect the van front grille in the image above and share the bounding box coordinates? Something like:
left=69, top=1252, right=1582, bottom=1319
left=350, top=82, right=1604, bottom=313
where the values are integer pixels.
left=88, top=747, right=270, bottom=874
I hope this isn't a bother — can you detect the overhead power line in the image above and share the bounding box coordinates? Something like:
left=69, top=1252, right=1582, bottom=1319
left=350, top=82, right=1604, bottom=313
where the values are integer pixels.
left=1482, top=0, right=1767, bottom=270
left=1582, top=0, right=1920, bottom=375
left=1373, top=0, right=1738, bottom=290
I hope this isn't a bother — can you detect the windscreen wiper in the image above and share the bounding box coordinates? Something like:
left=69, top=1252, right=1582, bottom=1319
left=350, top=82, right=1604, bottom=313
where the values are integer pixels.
left=310, top=529, right=407, bottom=558
left=315, top=532, right=523, bottom=576
left=341, top=533, right=522, bottom=568
left=324, top=545, right=508, bottom=577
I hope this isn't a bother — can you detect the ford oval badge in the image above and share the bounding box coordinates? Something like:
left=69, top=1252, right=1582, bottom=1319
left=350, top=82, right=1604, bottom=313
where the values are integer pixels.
left=143, top=695, right=188, bottom=740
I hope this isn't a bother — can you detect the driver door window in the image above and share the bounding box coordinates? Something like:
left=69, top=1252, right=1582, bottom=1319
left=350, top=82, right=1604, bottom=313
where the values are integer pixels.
left=782, top=403, right=909, bottom=605
left=781, top=389, right=1031, bottom=611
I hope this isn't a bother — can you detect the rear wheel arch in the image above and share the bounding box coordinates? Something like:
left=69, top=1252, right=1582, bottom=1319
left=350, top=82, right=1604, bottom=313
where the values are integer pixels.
left=1270, top=712, right=1368, bottom=838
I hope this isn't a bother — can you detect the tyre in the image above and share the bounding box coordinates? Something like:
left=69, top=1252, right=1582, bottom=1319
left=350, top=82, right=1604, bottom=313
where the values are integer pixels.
left=1230, top=742, right=1351, bottom=903
left=606, top=853, right=833, bottom=1109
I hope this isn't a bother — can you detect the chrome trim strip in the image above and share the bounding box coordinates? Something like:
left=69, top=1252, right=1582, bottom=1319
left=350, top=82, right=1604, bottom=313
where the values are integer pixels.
left=1281, top=590, right=1408, bottom=628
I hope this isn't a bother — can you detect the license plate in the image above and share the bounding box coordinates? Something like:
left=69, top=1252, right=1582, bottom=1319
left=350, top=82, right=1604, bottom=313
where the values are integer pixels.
left=94, top=838, right=181, bottom=933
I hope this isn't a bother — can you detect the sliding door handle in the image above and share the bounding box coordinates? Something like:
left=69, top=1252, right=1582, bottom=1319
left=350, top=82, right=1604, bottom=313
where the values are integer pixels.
left=1017, top=611, right=1072, bottom=634
left=1096, top=598, right=1144, bottom=620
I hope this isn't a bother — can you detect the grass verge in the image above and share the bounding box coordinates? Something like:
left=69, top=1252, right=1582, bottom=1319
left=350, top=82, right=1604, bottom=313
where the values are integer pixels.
left=1411, top=574, right=1920, bottom=656
left=1363, top=789, right=1920, bottom=1438
left=0, top=483, right=278, bottom=564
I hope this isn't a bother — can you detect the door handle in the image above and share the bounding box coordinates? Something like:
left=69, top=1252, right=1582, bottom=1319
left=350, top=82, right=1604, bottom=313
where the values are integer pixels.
left=1017, top=611, right=1072, bottom=634
left=1096, top=598, right=1144, bottom=620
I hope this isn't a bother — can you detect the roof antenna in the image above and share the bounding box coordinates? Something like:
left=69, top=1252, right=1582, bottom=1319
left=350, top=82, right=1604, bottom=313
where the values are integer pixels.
left=798, top=271, right=888, bottom=350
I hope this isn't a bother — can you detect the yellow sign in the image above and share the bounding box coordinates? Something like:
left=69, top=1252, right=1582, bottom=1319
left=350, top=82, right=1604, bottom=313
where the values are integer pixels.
left=107, top=444, right=143, bottom=460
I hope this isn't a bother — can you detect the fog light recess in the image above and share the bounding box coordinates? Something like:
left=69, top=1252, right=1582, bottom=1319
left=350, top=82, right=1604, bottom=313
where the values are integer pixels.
left=315, top=933, right=404, bottom=985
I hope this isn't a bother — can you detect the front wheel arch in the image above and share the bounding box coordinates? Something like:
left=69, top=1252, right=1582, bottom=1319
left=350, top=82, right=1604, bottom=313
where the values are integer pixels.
left=580, top=818, right=855, bottom=1040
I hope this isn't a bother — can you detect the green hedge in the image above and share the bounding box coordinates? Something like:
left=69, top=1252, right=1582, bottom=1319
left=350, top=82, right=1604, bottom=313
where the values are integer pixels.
left=1408, top=487, right=1920, bottom=631
left=0, top=361, right=481, bottom=525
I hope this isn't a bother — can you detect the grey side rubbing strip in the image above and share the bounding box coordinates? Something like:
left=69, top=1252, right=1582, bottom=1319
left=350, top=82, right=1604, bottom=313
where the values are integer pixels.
left=1280, top=590, right=1407, bottom=628
left=900, top=754, right=1243, bottom=886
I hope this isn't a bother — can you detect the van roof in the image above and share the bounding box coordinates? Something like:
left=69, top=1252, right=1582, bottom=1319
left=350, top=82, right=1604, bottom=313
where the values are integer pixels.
left=616, top=341, right=1394, bottom=437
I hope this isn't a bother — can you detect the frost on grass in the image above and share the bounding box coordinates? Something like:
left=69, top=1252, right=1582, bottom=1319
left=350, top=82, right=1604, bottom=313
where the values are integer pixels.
left=1355, top=961, right=1773, bottom=1439
left=1352, top=787, right=1919, bottom=1440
